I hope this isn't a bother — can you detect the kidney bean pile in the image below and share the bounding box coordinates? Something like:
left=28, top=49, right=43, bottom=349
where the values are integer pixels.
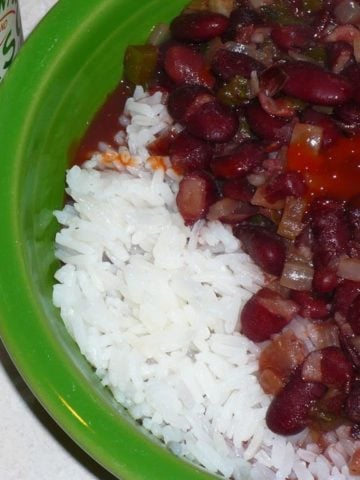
left=123, top=0, right=360, bottom=458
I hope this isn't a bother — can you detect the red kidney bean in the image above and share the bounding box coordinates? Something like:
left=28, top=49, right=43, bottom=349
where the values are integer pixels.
left=169, top=131, right=212, bottom=173
left=233, top=224, right=286, bottom=276
left=312, top=266, right=339, bottom=294
left=348, top=240, right=360, bottom=258
left=222, top=177, right=256, bottom=202
left=334, top=102, right=360, bottom=135
left=240, top=288, right=299, bottom=342
left=264, top=171, right=307, bottom=203
left=348, top=296, right=360, bottom=335
left=281, top=61, right=354, bottom=105
left=164, top=45, right=215, bottom=89
left=266, top=369, right=327, bottom=436
left=302, top=346, right=354, bottom=388
left=210, top=142, right=266, bottom=179
left=312, top=7, right=333, bottom=37
left=185, top=99, right=239, bottom=143
left=334, top=280, right=360, bottom=316
left=211, top=48, right=265, bottom=81
left=348, top=196, right=360, bottom=238
left=176, top=171, right=217, bottom=225
left=346, top=384, right=360, bottom=423
left=342, top=63, right=360, bottom=103
left=319, top=390, right=348, bottom=417
left=301, top=107, right=342, bottom=148
left=310, top=198, right=351, bottom=268
left=170, top=12, right=229, bottom=43
left=167, top=85, right=214, bottom=123
left=326, top=41, right=354, bottom=72
left=321, top=347, right=354, bottom=388
left=224, top=6, right=264, bottom=41
left=245, top=101, right=295, bottom=143
left=271, top=24, right=314, bottom=51
left=290, top=291, right=329, bottom=320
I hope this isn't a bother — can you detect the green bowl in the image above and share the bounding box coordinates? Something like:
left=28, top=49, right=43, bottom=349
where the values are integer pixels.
left=0, top=1, right=216, bottom=478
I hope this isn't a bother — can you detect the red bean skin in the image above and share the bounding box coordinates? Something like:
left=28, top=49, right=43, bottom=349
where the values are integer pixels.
left=342, top=63, right=360, bottom=103
left=185, top=100, right=239, bottom=143
left=169, top=131, right=212, bottom=173
left=245, top=102, right=295, bottom=143
left=310, top=198, right=351, bottom=268
left=326, top=41, right=354, bottom=73
left=334, top=280, right=360, bottom=316
left=233, top=225, right=286, bottom=276
left=170, top=12, right=229, bottom=43
left=164, top=45, right=215, bottom=89
left=240, top=288, right=297, bottom=342
left=264, top=171, right=307, bottom=203
left=281, top=61, right=354, bottom=105
left=224, top=6, right=264, bottom=41
left=290, top=291, right=329, bottom=320
left=266, top=370, right=327, bottom=436
left=176, top=171, right=217, bottom=226
left=271, top=24, right=314, bottom=51
left=320, top=346, right=354, bottom=389
left=167, top=85, right=214, bottom=123
left=348, top=296, right=360, bottom=335
left=211, top=49, right=265, bottom=81
left=348, top=196, right=360, bottom=240
left=222, top=177, right=256, bottom=202
left=210, top=142, right=266, bottom=179
left=334, top=102, right=360, bottom=135
left=312, top=266, right=339, bottom=294
left=346, top=384, right=360, bottom=423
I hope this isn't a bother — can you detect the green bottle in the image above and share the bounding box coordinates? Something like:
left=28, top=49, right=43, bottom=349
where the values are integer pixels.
left=0, top=0, right=23, bottom=81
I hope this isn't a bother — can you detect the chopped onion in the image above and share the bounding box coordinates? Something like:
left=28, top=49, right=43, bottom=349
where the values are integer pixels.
left=209, top=0, right=235, bottom=16
left=258, top=289, right=300, bottom=321
left=334, top=0, right=360, bottom=25
left=207, top=198, right=239, bottom=221
left=280, top=259, right=314, bottom=291
left=337, top=256, right=360, bottom=281
left=251, top=184, right=285, bottom=209
left=302, top=350, right=323, bottom=383
left=258, top=92, right=295, bottom=117
left=349, top=449, right=360, bottom=476
left=247, top=173, right=267, bottom=187
left=148, top=23, right=169, bottom=46
left=251, top=26, right=272, bottom=43
left=354, top=33, right=360, bottom=62
left=289, top=123, right=324, bottom=156
left=325, top=24, right=360, bottom=61
left=207, top=198, right=258, bottom=223
left=248, top=0, right=273, bottom=9
left=277, top=196, right=307, bottom=240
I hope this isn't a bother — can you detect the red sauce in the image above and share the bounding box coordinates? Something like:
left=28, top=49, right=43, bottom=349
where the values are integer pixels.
left=287, top=133, right=360, bottom=201
left=73, top=80, right=133, bottom=165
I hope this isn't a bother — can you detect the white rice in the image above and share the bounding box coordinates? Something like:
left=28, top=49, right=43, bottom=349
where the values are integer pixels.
left=53, top=87, right=359, bottom=479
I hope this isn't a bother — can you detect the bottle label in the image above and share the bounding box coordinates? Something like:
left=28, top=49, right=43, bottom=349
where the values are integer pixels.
left=0, top=0, right=23, bottom=81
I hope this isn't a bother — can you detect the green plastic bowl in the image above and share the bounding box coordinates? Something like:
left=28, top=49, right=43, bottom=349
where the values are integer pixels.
left=0, top=1, right=217, bottom=479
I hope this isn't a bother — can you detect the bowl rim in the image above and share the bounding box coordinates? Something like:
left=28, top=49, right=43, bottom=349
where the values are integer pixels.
left=0, top=1, right=217, bottom=479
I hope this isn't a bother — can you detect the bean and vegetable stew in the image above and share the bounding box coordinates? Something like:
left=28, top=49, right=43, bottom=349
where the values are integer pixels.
left=78, top=0, right=360, bottom=465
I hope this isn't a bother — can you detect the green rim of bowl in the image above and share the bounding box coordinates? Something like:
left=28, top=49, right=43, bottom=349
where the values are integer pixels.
left=0, top=1, right=218, bottom=479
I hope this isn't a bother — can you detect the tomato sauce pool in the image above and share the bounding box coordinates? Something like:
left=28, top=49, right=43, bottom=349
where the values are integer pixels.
left=73, top=81, right=133, bottom=165
left=287, top=132, right=360, bottom=201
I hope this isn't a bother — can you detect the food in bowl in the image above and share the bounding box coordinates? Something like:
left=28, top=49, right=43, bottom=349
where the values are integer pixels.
left=53, top=0, right=360, bottom=478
